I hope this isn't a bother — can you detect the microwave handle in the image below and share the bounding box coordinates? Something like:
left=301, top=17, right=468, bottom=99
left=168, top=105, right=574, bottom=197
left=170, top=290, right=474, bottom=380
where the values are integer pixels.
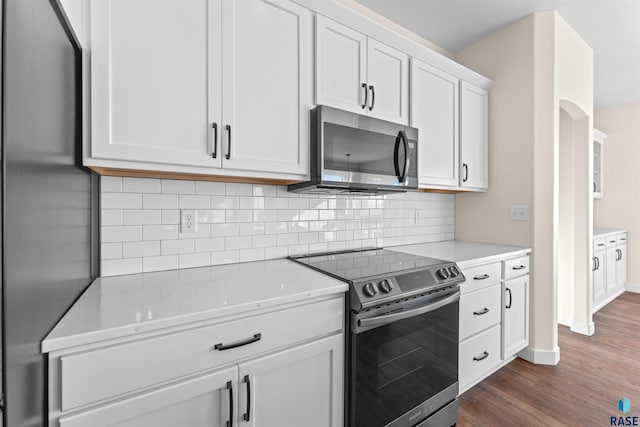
left=394, top=131, right=409, bottom=183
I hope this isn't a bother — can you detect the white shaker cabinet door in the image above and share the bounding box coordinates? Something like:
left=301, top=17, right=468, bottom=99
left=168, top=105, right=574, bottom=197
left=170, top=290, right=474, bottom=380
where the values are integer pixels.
left=58, top=366, right=237, bottom=427
left=617, top=244, right=627, bottom=290
left=606, top=246, right=618, bottom=293
left=366, top=38, right=409, bottom=125
left=315, top=15, right=368, bottom=115
left=90, top=0, right=221, bottom=168
left=593, top=252, right=606, bottom=307
left=502, top=276, right=529, bottom=359
left=459, top=82, right=488, bottom=190
left=221, top=0, right=312, bottom=175
left=238, top=334, right=343, bottom=427
left=410, top=59, right=459, bottom=187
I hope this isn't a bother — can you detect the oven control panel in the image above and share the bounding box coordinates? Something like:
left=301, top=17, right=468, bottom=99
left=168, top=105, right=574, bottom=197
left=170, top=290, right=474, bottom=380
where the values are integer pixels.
left=351, top=264, right=465, bottom=310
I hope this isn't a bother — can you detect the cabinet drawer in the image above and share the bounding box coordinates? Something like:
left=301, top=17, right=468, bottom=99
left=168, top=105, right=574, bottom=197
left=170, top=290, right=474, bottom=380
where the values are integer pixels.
left=606, top=235, right=618, bottom=248
left=616, top=233, right=627, bottom=245
left=60, top=297, right=343, bottom=411
left=593, top=237, right=606, bottom=252
left=459, top=324, right=501, bottom=390
left=459, top=283, right=501, bottom=340
left=460, top=262, right=501, bottom=293
left=503, top=256, right=529, bottom=280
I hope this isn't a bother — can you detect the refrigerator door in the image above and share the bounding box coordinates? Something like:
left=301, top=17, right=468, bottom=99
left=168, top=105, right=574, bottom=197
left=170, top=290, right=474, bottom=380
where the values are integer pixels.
left=1, top=1, right=97, bottom=426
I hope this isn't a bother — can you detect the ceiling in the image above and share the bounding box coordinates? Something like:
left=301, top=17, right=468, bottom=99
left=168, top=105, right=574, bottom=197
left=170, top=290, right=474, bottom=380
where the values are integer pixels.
left=355, top=0, right=640, bottom=110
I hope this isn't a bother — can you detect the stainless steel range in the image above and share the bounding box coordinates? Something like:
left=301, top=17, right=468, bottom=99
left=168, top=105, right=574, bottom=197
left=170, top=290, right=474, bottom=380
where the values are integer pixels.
left=289, top=248, right=465, bottom=427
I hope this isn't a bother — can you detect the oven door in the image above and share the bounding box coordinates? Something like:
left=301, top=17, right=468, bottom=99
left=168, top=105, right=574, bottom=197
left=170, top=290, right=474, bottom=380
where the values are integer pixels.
left=316, top=105, right=418, bottom=190
left=349, top=288, right=459, bottom=427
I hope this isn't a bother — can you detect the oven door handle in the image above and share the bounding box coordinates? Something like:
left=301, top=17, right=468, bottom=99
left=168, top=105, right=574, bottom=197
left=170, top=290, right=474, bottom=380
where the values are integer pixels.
left=356, top=290, right=460, bottom=332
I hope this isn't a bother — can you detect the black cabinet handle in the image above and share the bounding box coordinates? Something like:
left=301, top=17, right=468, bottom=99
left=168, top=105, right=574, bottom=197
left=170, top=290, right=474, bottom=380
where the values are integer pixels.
left=368, top=85, right=375, bottom=111
left=610, top=240, right=616, bottom=243
left=214, top=333, right=261, bottom=351
left=225, top=124, right=231, bottom=160
left=462, top=163, right=469, bottom=182
left=621, top=238, right=627, bottom=241
left=211, top=123, right=218, bottom=159
left=512, top=265, right=526, bottom=270
left=473, top=351, right=489, bottom=361
left=473, top=274, right=489, bottom=280
left=226, top=381, right=233, bottom=427
left=597, top=243, right=605, bottom=247
left=596, top=256, right=600, bottom=270
left=592, top=257, right=596, bottom=271
left=243, top=375, right=251, bottom=422
left=361, top=83, right=367, bottom=109
left=473, top=307, right=490, bottom=316
left=593, top=182, right=596, bottom=192
left=506, top=287, right=512, bottom=309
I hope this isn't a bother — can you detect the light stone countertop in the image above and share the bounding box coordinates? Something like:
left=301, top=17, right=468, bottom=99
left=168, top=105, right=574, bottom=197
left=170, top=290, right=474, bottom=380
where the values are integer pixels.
left=42, top=258, right=348, bottom=353
left=389, top=240, right=531, bottom=268
left=594, top=228, right=626, bottom=238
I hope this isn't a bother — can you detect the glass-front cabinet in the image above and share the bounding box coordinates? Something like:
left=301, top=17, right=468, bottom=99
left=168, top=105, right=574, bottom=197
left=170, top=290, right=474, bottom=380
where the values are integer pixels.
left=593, top=128, right=606, bottom=199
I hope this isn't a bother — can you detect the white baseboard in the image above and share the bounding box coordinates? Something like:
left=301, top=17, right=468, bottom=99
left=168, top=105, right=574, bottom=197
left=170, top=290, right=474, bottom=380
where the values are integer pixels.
left=518, top=346, right=560, bottom=365
left=557, top=315, right=571, bottom=327
left=592, top=288, right=625, bottom=313
left=570, top=320, right=595, bottom=336
left=625, top=282, right=640, bottom=293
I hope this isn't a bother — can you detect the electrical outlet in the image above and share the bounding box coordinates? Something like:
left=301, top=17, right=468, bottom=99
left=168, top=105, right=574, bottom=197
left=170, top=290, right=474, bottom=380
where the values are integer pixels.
left=510, top=205, right=529, bottom=222
left=181, top=210, right=197, bottom=233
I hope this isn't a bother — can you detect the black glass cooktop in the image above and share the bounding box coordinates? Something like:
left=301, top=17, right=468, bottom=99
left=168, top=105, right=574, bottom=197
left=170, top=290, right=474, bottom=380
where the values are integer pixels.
left=289, top=248, right=451, bottom=282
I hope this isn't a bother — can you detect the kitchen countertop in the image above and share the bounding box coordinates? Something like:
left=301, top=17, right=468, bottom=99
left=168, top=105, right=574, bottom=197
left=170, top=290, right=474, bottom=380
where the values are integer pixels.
left=390, top=240, right=531, bottom=267
left=42, top=259, right=348, bottom=353
left=594, top=228, right=626, bottom=237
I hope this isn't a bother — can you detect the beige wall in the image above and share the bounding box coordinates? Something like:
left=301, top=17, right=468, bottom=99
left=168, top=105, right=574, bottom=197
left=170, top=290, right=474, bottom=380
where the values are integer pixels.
left=456, top=11, right=594, bottom=363
left=594, top=101, right=640, bottom=285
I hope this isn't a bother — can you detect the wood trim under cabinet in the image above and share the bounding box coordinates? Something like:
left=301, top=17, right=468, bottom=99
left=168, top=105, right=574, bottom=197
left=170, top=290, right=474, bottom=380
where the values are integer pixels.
left=89, top=167, right=302, bottom=185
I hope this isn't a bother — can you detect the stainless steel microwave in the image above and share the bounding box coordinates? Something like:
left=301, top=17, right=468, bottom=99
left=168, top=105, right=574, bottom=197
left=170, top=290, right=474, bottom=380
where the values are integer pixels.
left=288, top=105, right=418, bottom=194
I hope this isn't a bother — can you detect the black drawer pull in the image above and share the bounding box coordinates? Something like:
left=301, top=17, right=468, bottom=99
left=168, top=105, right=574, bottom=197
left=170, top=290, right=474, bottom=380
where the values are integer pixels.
left=214, top=333, right=261, bottom=351
left=621, top=238, right=627, bottom=241
left=473, top=308, right=490, bottom=316
left=473, top=274, right=490, bottom=280
left=243, top=375, right=251, bottom=422
left=610, top=240, right=616, bottom=243
left=512, top=265, right=526, bottom=270
left=473, top=351, right=489, bottom=361
left=597, top=243, right=605, bottom=247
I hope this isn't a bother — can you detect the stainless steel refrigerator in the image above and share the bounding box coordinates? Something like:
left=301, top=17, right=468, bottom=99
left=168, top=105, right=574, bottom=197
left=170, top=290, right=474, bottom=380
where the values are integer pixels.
left=1, top=0, right=99, bottom=426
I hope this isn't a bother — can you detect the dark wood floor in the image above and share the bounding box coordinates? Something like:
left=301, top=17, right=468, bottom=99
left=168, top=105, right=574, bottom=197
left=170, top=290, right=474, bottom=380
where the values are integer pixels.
left=458, top=292, right=640, bottom=426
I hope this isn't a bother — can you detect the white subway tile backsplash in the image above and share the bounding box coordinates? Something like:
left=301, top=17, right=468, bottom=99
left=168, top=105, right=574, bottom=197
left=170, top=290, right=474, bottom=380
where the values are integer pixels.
left=102, top=193, right=142, bottom=209
left=102, top=258, right=142, bottom=276
left=143, top=194, right=179, bottom=209
left=102, top=210, right=123, bottom=226
left=123, top=241, right=160, bottom=258
left=162, top=179, right=195, bottom=194
left=123, top=177, right=161, bottom=193
left=226, top=182, right=252, bottom=196
left=143, top=224, right=179, bottom=241
left=195, top=181, right=225, bottom=195
left=179, top=195, right=210, bottom=209
left=143, top=255, right=178, bottom=272
left=123, top=210, right=161, bottom=225
left=102, top=226, right=142, bottom=243
left=100, top=177, right=455, bottom=276
left=179, top=252, right=210, bottom=269
left=161, top=239, right=194, bottom=255
left=101, top=243, right=122, bottom=260
left=101, top=176, right=123, bottom=192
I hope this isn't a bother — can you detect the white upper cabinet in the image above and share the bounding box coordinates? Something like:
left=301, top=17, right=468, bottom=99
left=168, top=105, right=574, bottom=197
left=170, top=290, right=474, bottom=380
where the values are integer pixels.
left=221, top=0, right=312, bottom=175
left=410, top=59, right=459, bottom=188
left=88, top=0, right=311, bottom=179
left=90, top=0, right=217, bottom=169
left=315, top=16, right=409, bottom=125
left=459, top=81, right=489, bottom=190
left=593, top=128, right=606, bottom=199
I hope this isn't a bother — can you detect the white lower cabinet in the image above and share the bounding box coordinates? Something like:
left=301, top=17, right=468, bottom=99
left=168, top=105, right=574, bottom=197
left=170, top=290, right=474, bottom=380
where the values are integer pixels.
left=458, top=252, right=530, bottom=393
left=592, top=231, right=627, bottom=312
left=48, top=295, right=344, bottom=427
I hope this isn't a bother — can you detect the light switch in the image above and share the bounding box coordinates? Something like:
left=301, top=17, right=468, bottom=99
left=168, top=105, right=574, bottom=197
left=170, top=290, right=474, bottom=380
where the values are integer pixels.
left=510, top=205, right=529, bottom=221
